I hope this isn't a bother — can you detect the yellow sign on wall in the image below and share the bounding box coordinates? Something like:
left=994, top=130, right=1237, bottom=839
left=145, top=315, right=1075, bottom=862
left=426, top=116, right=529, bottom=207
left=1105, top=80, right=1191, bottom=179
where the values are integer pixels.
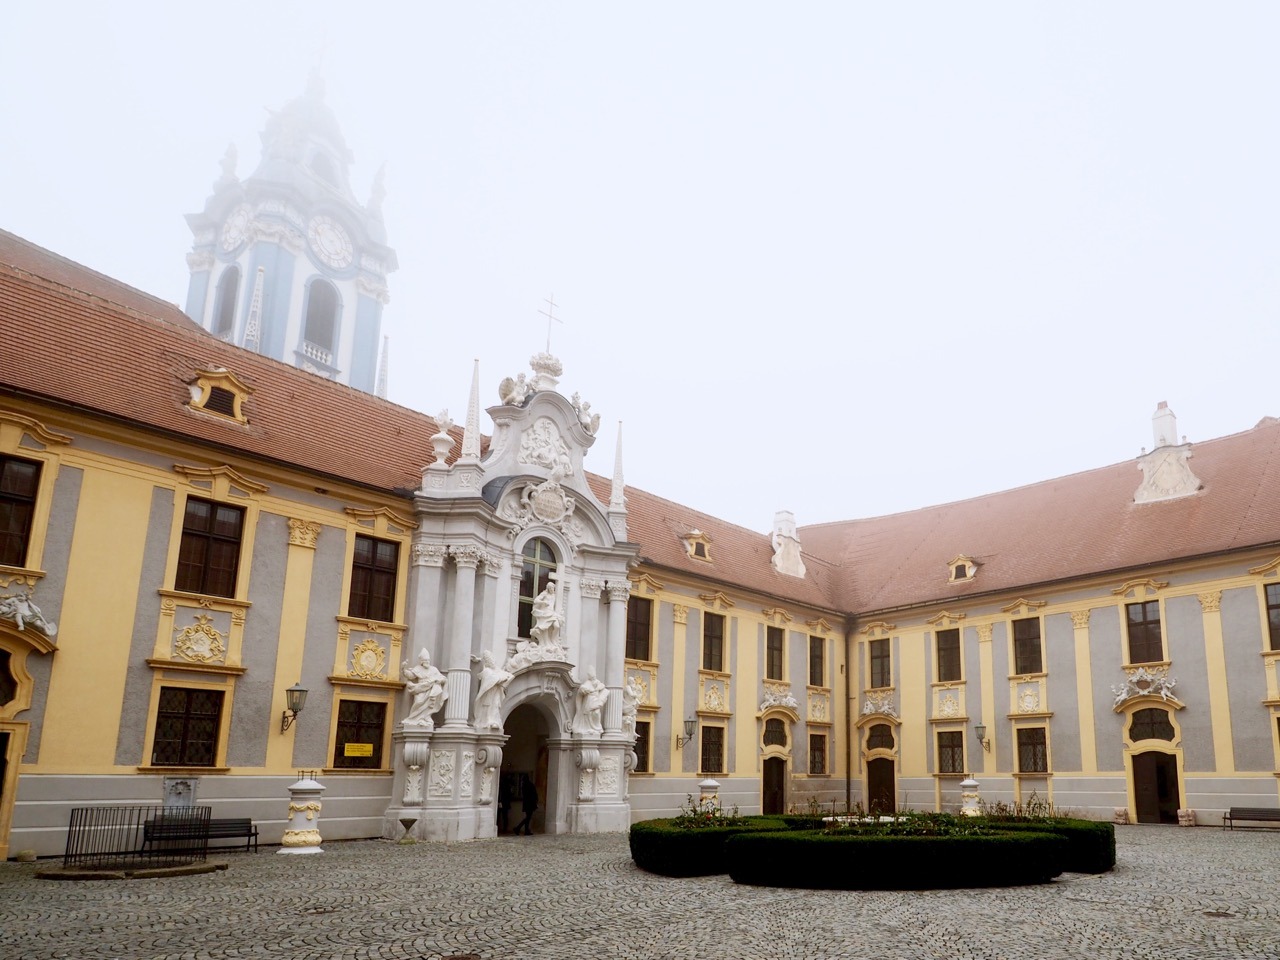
left=344, top=742, right=374, bottom=757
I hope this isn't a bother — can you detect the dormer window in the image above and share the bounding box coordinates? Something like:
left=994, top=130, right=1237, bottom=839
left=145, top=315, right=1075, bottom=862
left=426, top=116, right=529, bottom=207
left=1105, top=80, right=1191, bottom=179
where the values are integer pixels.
left=683, top=529, right=713, bottom=562
left=187, top=367, right=252, bottom=424
left=948, top=555, right=977, bottom=583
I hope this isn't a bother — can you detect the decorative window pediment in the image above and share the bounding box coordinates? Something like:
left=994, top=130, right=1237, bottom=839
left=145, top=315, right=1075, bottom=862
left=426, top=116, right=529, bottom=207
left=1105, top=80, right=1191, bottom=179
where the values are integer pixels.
left=761, top=606, right=792, bottom=624
left=806, top=617, right=834, bottom=635
left=861, top=621, right=896, bottom=639
left=173, top=463, right=268, bottom=498
left=698, top=590, right=734, bottom=611
left=1249, top=556, right=1280, bottom=579
left=1111, top=578, right=1168, bottom=600
left=926, top=610, right=966, bottom=628
left=0, top=412, right=72, bottom=449
left=1001, top=598, right=1047, bottom=616
left=186, top=367, right=252, bottom=424
left=345, top=506, right=415, bottom=537
left=629, top=572, right=665, bottom=595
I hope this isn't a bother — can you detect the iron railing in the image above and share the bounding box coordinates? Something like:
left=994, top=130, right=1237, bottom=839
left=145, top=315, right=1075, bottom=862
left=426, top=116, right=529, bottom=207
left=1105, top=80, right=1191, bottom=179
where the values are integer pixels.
left=63, top=805, right=211, bottom=869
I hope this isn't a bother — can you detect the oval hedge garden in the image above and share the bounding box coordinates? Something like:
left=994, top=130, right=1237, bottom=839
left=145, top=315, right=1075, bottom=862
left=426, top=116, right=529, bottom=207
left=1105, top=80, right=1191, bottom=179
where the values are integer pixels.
left=630, top=811, right=1115, bottom=889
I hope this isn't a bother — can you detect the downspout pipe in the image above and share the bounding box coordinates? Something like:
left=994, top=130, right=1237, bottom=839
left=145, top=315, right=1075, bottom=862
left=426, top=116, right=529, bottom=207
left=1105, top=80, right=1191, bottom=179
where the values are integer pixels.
left=844, top=615, right=856, bottom=812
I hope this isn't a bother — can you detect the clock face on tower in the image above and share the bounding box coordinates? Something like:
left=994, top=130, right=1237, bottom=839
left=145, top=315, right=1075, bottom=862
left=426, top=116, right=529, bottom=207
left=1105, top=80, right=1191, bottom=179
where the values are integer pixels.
left=307, top=215, right=354, bottom=270
left=220, top=205, right=251, bottom=252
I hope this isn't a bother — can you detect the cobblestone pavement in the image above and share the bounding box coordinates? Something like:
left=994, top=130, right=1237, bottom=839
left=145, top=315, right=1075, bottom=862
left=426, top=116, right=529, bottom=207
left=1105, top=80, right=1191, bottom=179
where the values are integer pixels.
left=1, top=825, right=1278, bottom=960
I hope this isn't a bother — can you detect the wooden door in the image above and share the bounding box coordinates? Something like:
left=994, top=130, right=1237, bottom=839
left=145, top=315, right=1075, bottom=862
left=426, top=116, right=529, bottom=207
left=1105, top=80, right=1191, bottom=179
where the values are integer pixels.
left=762, top=757, right=786, bottom=815
left=867, top=757, right=895, bottom=814
left=1133, top=751, right=1180, bottom=824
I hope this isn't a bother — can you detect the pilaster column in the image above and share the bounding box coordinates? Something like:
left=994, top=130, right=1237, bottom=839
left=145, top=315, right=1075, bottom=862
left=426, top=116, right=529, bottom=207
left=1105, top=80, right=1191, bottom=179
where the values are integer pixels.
left=604, top=580, right=631, bottom=732
left=444, top=545, right=482, bottom=727
left=1199, top=590, right=1235, bottom=773
left=1070, top=609, right=1097, bottom=775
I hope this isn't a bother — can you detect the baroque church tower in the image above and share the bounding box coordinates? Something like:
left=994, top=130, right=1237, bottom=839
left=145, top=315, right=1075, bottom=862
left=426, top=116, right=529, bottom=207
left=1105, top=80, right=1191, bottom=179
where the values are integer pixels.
left=183, top=77, right=397, bottom=393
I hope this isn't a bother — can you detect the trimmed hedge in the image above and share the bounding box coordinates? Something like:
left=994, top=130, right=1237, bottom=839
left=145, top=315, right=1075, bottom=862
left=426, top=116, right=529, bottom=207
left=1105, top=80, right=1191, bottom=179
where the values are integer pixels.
left=726, top=829, right=1068, bottom=889
left=629, top=817, right=788, bottom=877
left=978, top=817, right=1115, bottom=874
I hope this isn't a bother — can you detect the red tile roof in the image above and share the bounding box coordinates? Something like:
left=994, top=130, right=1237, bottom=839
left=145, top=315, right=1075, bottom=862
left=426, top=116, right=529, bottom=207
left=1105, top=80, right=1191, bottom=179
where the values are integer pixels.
left=800, top=422, right=1280, bottom=614
left=0, top=228, right=443, bottom=494
left=6, top=228, right=1278, bottom=621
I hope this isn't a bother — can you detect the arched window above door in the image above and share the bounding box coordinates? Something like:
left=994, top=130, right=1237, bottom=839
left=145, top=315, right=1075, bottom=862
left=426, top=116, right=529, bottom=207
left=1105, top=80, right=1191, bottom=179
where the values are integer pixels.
left=517, top=537, right=557, bottom=639
left=867, top=723, right=895, bottom=750
left=763, top=717, right=787, bottom=746
left=1129, top=707, right=1175, bottom=742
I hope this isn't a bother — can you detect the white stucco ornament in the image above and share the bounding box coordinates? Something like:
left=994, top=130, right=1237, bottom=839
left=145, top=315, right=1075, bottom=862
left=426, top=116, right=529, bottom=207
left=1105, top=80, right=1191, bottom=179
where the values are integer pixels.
left=518, top=418, right=574, bottom=477
left=861, top=690, right=898, bottom=718
left=1113, top=667, right=1178, bottom=707
left=760, top=682, right=799, bottom=712
left=0, top=592, right=57, bottom=637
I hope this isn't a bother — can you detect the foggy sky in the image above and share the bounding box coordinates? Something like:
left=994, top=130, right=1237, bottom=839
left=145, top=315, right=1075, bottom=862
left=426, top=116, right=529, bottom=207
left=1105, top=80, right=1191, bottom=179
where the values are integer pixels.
left=4, top=3, right=1279, bottom=533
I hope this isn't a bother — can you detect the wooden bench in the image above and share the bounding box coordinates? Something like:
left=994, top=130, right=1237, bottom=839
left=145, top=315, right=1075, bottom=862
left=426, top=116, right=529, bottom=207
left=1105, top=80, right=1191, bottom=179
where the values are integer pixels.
left=1222, top=807, right=1280, bottom=830
left=144, top=817, right=259, bottom=852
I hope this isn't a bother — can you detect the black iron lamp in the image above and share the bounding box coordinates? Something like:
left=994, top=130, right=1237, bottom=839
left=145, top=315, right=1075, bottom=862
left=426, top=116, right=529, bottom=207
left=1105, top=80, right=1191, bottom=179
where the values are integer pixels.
left=675, top=717, right=697, bottom=749
left=281, top=682, right=309, bottom=733
left=973, top=722, right=990, bottom=752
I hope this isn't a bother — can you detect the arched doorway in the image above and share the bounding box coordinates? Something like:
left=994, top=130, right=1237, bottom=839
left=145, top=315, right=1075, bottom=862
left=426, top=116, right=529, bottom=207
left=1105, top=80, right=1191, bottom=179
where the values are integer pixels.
left=503, top=702, right=551, bottom=835
left=1132, top=752, right=1180, bottom=824
left=866, top=757, right=895, bottom=814
left=762, top=757, right=786, bottom=814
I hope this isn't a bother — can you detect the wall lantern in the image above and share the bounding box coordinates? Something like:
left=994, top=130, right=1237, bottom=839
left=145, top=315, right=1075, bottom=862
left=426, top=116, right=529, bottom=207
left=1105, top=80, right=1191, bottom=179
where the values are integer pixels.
left=973, top=722, right=990, bottom=752
left=281, top=682, right=309, bottom=733
left=675, top=718, right=698, bottom=749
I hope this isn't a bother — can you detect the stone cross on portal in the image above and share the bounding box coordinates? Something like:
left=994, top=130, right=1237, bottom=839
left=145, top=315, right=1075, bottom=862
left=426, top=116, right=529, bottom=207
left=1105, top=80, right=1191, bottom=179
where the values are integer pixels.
left=540, top=294, right=562, bottom=352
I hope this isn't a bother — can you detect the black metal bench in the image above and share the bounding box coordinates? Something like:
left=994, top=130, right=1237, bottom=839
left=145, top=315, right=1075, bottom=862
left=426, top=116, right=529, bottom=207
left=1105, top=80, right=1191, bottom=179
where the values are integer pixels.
left=1223, top=807, right=1280, bottom=830
left=144, top=816, right=259, bottom=852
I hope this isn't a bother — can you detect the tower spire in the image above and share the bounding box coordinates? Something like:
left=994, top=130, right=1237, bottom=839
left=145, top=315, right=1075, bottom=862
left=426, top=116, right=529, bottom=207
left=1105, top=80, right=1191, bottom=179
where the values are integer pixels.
left=461, top=359, right=481, bottom=461
left=608, top=422, right=628, bottom=539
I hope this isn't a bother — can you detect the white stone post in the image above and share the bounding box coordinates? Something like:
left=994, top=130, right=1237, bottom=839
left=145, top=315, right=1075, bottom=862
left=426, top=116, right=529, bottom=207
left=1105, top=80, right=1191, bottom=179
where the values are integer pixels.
left=604, top=581, right=630, bottom=733
left=444, top=546, right=480, bottom=727
left=960, top=777, right=981, bottom=817
left=279, top=774, right=326, bottom=854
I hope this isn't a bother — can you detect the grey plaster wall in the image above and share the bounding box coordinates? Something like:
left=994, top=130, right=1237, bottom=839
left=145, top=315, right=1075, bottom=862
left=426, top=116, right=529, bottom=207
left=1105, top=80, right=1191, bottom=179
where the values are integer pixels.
left=1221, top=586, right=1272, bottom=771
left=1089, top=608, right=1125, bottom=771
left=1045, top=613, right=1081, bottom=771
left=682, top=608, right=700, bottom=775
left=1166, top=594, right=1214, bottom=772
left=653, top=600, right=675, bottom=772
left=224, top=511, right=290, bottom=768
left=989, top=622, right=1011, bottom=770
left=20, top=463, right=82, bottom=761
left=114, top=487, right=176, bottom=766
left=294, top=522, right=348, bottom=770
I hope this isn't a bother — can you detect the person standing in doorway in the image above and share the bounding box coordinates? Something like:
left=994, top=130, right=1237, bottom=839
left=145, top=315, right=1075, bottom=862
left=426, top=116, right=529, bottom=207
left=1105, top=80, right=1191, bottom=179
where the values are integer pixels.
left=514, top=773, right=538, bottom=835
left=497, top=774, right=512, bottom=834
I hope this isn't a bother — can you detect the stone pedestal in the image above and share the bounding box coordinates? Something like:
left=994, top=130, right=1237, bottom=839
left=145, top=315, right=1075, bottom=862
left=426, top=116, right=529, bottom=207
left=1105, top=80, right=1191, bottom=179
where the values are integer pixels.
left=959, top=778, right=981, bottom=817
left=561, top=736, right=634, bottom=834
left=278, top=775, right=325, bottom=855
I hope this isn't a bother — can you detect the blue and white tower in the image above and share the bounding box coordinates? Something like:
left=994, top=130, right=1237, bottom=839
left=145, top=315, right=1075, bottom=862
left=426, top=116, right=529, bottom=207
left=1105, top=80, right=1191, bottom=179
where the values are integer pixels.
left=184, top=77, right=397, bottom=393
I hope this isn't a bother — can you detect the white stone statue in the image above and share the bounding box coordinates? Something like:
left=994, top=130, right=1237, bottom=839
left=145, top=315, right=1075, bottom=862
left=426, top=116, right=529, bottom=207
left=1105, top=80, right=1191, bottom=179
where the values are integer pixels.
left=572, top=666, right=609, bottom=736
left=621, top=676, right=643, bottom=739
left=498, top=372, right=532, bottom=406
left=402, top=648, right=448, bottom=729
left=472, top=650, right=514, bottom=731
left=530, top=582, right=563, bottom=648
left=0, top=592, right=57, bottom=636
